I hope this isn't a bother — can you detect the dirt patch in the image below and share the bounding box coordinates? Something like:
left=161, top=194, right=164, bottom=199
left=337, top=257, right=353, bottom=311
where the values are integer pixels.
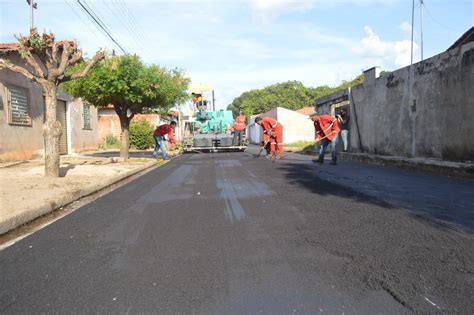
left=0, top=154, right=164, bottom=235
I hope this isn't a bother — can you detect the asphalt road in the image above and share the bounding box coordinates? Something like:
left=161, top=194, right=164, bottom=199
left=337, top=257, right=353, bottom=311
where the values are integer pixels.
left=1, top=148, right=473, bottom=314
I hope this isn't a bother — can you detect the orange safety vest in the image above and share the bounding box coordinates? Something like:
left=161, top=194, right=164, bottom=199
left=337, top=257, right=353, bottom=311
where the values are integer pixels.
left=233, top=114, right=246, bottom=131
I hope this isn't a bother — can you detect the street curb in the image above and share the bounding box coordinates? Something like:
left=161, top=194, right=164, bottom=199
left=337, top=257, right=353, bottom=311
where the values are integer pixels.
left=0, top=160, right=159, bottom=236
left=340, top=153, right=474, bottom=179
left=294, top=149, right=474, bottom=179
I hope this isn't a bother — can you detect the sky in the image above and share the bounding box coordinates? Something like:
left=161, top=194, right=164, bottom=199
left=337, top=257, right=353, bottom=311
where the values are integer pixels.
left=1, top=0, right=473, bottom=110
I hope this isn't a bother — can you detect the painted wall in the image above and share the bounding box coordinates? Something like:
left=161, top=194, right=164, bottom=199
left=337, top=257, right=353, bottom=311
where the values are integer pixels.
left=316, top=41, right=474, bottom=162
left=0, top=54, right=99, bottom=160
left=248, top=107, right=314, bottom=144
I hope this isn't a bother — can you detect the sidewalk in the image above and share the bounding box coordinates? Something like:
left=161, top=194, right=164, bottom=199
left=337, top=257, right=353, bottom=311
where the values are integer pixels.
left=0, top=152, right=164, bottom=235
left=286, top=147, right=474, bottom=179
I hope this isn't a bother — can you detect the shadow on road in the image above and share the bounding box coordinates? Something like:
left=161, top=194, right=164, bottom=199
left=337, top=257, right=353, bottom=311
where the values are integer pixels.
left=274, top=160, right=474, bottom=234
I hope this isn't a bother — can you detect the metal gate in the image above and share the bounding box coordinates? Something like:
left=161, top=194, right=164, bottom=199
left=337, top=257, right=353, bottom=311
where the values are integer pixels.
left=56, top=100, right=68, bottom=155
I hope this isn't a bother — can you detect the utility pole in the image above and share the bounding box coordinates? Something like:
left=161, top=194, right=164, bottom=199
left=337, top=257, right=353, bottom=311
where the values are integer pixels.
left=420, top=0, right=424, bottom=62
left=410, top=0, right=415, bottom=67
left=26, top=0, right=37, bottom=31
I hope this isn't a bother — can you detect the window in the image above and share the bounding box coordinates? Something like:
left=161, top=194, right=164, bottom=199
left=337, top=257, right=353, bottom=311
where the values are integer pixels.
left=83, top=103, right=92, bottom=130
left=7, top=85, right=31, bottom=126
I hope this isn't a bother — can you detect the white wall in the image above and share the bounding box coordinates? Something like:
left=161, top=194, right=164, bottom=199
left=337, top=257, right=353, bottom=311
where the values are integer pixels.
left=247, top=107, right=315, bottom=144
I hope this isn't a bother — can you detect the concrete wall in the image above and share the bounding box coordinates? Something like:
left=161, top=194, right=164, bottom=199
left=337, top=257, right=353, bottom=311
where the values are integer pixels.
left=248, top=107, right=314, bottom=144
left=68, top=97, right=99, bottom=152
left=0, top=54, right=99, bottom=160
left=98, top=110, right=162, bottom=143
left=317, top=41, right=474, bottom=162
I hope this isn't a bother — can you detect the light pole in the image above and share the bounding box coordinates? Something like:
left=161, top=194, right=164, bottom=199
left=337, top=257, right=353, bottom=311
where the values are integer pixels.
left=26, top=0, right=37, bottom=31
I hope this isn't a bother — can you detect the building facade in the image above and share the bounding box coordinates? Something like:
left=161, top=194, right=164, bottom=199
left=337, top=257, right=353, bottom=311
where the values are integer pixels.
left=0, top=45, right=99, bottom=161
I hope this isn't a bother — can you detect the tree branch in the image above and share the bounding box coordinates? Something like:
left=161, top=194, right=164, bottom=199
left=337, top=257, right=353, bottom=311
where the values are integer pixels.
left=113, top=103, right=123, bottom=117
left=51, top=42, right=72, bottom=79
left=67, top=51, right=83, bottom=67
left=58, top=49, right=105, bottom=83
left=24, top=53, right=46, bottom=79
left=0, top=58, right=42, bottom=84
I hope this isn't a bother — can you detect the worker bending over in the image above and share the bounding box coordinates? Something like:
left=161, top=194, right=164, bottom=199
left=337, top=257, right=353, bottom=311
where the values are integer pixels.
left=309, top=112, right=340, bottom=165
left=255, top=116, right=283, bottom=159
left=152, top=121, right=177, bottom=159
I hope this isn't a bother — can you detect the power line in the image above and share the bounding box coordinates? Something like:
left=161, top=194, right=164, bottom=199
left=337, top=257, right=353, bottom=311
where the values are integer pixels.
left=113, top=0, right=154, bottom=61
left=85, top=0, right=134, bottom=54
left=103, top=0, right=153, bottom=60
left=76, top=0, right=128, bottom=54
left=423, top=1, right=462, bottom=32
left=63, top=0, right=103, bottom=44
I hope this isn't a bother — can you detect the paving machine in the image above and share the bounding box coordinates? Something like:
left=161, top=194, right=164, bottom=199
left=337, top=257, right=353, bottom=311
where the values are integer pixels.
left=183, top=84, right=247, bottom=153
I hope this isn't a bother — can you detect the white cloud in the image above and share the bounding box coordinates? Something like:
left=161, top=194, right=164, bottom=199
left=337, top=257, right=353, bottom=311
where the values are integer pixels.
left=352, top=26, right=418, bottom=69
left=399, top=21, right=412, bottom=36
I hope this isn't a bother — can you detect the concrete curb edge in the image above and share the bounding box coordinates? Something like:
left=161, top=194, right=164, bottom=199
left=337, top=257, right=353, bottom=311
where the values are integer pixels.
left=0, top=160, right=159, bottom=235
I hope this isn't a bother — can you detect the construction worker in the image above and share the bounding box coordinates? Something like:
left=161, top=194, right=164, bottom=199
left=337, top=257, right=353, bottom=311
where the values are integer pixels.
left=152, top=121, right=177, bottom=159
left=309, top=112, right=340, bottom=165
left=255, top=116, right=283, bottom=159
left=232, top=111, right=246, bottom=146
left=191, top=93, right=206, bottom=108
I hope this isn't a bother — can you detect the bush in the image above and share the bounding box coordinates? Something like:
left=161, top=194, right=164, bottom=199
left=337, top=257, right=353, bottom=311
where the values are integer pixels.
left=130, top=120, right=155, bottom=150
left=106, top=134, right=118, bottom=146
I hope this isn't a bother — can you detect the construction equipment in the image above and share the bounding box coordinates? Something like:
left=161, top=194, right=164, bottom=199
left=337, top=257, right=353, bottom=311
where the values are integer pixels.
left=183, top=85, right=247, bottom=153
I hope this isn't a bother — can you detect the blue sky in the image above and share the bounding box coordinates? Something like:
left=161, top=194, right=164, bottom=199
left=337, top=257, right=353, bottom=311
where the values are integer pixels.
left=1, top=0, right=473, bottom=109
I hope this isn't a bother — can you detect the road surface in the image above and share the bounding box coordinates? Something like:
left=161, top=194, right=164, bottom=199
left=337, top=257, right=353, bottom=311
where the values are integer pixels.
left=1, top=148, right=473, bottom=314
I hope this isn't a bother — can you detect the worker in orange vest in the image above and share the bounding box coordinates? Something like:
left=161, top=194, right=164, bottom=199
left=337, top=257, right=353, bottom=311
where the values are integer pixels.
left=232, top=111, right=246, bottom=146
left=255, top=116, right=283, bottom=159
left=309, top=112, right=340, bottom=165
left=152, top=121, right=177, bottom=159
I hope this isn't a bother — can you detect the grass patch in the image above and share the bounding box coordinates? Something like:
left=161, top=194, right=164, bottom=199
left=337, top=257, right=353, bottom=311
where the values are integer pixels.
left=285, top=141, right=314, bottom=150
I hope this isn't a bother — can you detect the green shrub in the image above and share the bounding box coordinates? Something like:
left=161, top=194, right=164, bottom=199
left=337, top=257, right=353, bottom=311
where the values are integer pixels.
left=130, top=120, right=155, bottom=150
left=106, top=134, right=118, bottom=146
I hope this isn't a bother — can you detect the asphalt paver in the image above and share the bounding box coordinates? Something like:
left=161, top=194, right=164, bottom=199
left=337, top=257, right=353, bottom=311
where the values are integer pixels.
left=1, top=149, right=473, bottom=314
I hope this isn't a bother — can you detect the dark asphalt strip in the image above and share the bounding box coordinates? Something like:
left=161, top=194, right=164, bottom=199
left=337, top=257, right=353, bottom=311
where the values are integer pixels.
left=0, top=152, right=472, bottom=314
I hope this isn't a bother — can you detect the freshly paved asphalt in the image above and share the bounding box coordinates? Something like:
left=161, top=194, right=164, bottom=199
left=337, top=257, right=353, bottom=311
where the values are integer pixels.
left=1, top=148, right=473, bottom=314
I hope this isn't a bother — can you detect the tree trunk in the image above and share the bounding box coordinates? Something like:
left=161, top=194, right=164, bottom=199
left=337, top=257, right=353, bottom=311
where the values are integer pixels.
left=119, top=113, right=130, bottom=161
left=42, top=83, right=62, bottom=177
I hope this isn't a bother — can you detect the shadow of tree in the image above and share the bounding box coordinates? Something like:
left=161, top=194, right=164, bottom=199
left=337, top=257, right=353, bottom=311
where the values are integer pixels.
left=59, top=163, right=75, bottom=177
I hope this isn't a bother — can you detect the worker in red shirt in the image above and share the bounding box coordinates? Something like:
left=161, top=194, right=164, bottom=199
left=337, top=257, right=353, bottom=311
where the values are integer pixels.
left=152, top=121, right=177, bottom=159
left=255, top=116, right=283, bottom=159
left=232, top=111, right=246, bottom=146
left=309, top=112, right=340, bottom=165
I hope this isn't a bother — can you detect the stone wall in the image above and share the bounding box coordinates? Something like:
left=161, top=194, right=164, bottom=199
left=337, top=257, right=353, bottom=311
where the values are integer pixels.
left=316, top=41, right=474, bottom=162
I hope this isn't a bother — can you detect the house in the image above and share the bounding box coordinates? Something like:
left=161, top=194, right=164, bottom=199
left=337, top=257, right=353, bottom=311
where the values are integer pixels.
left=295, top=106, right=316, bottom=116
left=0, top=43, right=99, bottom=161
left=247, top=107, right=314, bottom=144
left=97, top=107, right=183, bottom=144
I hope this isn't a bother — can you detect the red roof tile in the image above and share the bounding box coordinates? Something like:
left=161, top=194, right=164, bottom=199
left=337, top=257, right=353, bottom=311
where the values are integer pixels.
left=0, top=43, right=20, bottom=52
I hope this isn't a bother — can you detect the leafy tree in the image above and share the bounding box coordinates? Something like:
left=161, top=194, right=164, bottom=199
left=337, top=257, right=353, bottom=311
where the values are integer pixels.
left=63, top=54, right=189, bottom=160
left=227, top=74, right=365, bottom=116
left=0, top=29, right=104, bottom=177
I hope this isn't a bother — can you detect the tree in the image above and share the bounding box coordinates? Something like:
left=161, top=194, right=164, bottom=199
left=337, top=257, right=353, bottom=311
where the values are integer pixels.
left=227, top=74, right=366, bottom=116
left=63, top=54, right=189, bottom=160
left=0, top=29, right=105, bottom=177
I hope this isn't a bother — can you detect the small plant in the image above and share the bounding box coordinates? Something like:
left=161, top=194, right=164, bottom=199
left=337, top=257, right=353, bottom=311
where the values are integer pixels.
left=129, top=120, right=154, bottom=150
left=104, top=134, right=119, bottom=149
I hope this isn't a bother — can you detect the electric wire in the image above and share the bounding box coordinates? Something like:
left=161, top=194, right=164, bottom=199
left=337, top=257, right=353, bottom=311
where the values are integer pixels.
left=103, top=0, right=153, bottom=60
left=63, top=0, right=104, bottom=44
left=85, top=0, right=134, bottom=54
left=113, top=0, right=154, bottom=61
left=76, top=0, right=128, bottom=54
